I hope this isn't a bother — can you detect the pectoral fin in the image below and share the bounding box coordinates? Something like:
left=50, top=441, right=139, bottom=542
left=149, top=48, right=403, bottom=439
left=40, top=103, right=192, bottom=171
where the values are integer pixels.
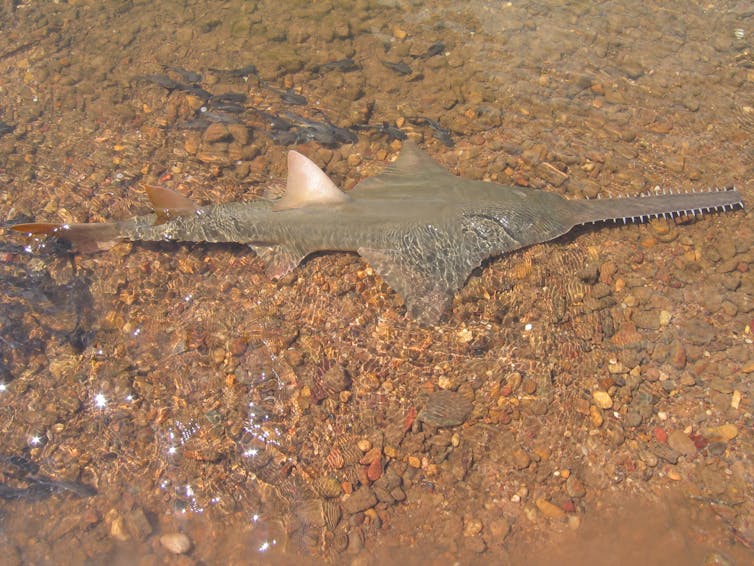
left=358, top=246, right=454, bottom=324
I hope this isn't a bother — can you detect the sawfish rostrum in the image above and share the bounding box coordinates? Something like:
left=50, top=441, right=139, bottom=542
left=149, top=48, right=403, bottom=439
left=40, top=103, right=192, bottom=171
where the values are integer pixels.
left=11, top=142, right=745, bottom=323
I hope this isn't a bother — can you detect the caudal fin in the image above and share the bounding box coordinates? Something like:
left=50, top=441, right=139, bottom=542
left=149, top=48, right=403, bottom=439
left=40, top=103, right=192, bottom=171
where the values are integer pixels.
left=10, top=222, right=122, bottom=252
left=9, top=184, right=201, bottom=252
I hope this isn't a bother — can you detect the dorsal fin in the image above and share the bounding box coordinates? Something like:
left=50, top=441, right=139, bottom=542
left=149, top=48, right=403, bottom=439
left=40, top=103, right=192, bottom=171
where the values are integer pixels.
left=389, top=140, right=450, bottom=176
left=144, top=185, right=200, bottom=223
left=272, top=150, right=350, bottom=211
left=350, top=140, right=451, bottom=193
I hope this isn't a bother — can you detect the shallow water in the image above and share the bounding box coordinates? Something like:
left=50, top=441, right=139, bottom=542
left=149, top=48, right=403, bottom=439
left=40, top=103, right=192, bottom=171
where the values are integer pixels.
left=0, top=1, right=752, bottom=564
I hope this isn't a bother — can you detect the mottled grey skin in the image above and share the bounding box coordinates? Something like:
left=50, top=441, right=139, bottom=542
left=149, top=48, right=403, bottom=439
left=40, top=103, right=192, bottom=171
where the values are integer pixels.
left=20, top=143, right=746, bottom=323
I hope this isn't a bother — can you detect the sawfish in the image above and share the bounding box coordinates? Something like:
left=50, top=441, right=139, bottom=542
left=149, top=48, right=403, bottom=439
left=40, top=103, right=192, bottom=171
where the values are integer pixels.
left=10, top=142, right=745, bottom=323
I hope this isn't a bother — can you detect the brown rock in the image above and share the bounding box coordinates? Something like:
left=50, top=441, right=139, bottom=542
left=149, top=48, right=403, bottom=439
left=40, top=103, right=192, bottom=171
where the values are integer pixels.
left=535, top=498, right=566, bottom=520
left=419, top=390, right=473, bottom=427
left=649, top=441, right=680, bottom=464
left=705, top=424, right=738, bottom=442
left=667, top=430, right=697, bottom=459
left=489, top=517, right=511, bottom=539
left=611, top=323, right=643, bottom=347
left=227, top=123, right=250, bottom=145
left=463, top=517, right=483, bottom=537
left=535, top=162, right=569, bottom=186
left=509, top=447, right=531, bottom=470
left=633, top=310, right=660, bottom=330
left=670, top=340, right=687, bottom=369
left=342, top=486, right=377, bottom=515
left=589, top=405, right=604, bottom=427
left=390, top=487, right=406, bottom=501
left=323, top=363, right=352, bottom=395
left=203, top=122, right=232, bottom=144
left=367, top=457, right=383, bottom=482
left=183, top=131, right=201, bottom=154
left=326, top=447, right=345, bottom=470
left=592, top=390, right=613, bottom=409
left=565, top=475, right=586, bottom=498
left=125, top=507, right=152, bottom=540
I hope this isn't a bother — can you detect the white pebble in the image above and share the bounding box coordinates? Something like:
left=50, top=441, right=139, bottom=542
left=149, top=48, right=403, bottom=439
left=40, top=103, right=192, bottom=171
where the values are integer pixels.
left=160, top=532, right=192, bottom=554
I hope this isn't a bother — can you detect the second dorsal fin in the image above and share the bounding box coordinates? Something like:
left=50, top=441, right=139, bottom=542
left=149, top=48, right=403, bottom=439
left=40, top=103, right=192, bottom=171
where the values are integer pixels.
left=273, top=150, right=350, bottom=211
left=144, top=185, right=201, bottom=223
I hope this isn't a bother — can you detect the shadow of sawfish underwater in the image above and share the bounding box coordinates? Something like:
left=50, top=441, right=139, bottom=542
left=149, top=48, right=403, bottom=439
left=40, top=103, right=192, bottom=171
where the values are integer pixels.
left=10, top=141, right=745, bottom=323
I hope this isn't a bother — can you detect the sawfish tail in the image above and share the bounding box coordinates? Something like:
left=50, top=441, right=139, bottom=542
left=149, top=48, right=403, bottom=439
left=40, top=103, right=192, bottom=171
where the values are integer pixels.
left=569, top=187, right=744, bottom=226
left=9, top=185, right=196, bottom=252
left=9, top=220, right=133, bottom=252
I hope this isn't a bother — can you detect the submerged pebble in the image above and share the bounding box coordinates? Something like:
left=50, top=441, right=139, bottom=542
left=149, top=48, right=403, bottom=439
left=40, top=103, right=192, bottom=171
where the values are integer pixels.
left=418, top=390, right=473, bottom=428
left=160, top=532, right=192, bottom=554
left=592, top=390, right=613, bottom=410
left=342, top=486, right=377, bottom=515
left=667, top=430, right=697, bottom=459
left=705, top=424, right=738, bottom=442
